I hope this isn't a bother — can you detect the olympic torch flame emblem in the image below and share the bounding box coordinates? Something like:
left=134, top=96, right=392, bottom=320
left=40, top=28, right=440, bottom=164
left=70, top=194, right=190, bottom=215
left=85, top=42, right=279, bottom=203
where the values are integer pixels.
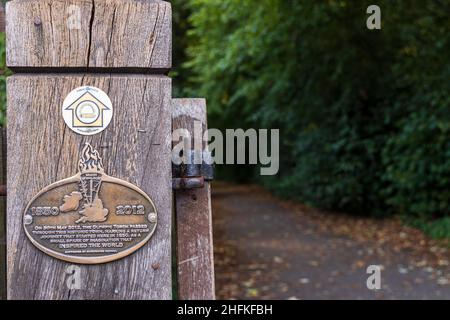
left=73, top=143, right=109, bottom=223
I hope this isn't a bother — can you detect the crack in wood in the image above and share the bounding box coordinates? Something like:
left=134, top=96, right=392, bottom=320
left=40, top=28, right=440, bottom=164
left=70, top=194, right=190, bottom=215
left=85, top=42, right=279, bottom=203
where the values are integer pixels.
left=86, top=0, right=96, bottom=71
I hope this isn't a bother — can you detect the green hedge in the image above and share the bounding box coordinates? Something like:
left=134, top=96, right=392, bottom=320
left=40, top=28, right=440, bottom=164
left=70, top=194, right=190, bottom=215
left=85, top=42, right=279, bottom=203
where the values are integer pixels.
left=174, top=0, right=450, bottom=231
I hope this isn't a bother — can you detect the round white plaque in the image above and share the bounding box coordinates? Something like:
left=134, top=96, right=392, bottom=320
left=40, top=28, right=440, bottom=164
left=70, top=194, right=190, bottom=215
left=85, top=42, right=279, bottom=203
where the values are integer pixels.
left=62, top=86, right=113, bottom=136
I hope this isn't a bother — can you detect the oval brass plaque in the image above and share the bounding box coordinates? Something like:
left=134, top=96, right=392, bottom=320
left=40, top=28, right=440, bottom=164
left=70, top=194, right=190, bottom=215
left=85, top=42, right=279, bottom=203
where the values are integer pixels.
left=23, top=143, right=157, bottom=264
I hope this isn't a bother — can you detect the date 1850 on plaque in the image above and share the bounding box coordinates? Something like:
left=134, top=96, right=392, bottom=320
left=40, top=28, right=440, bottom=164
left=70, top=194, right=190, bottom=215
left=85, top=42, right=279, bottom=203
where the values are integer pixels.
left=23, top=143, right=158, bottom=264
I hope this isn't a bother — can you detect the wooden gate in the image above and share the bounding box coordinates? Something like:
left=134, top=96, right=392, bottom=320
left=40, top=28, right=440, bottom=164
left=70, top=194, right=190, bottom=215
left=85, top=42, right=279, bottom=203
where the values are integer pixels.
left=1, top=1, right=214, bottom=300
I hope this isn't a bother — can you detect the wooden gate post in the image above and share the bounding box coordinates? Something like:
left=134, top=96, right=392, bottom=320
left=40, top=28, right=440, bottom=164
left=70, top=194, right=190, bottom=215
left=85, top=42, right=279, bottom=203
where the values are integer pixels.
left=6, top=0, right=173, bottom=300
left=173, top=99, right=215, bottom=300
left=0, top=6, right=6, bottom=301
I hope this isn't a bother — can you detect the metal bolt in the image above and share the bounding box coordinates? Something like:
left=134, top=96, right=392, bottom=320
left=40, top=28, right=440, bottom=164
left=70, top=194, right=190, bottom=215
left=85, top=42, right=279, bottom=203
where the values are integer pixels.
left=148, top=213, right=157, bottom=224
left=24, top=215, right=33, bottom=225
left=172, top=177, right=205, bottom=190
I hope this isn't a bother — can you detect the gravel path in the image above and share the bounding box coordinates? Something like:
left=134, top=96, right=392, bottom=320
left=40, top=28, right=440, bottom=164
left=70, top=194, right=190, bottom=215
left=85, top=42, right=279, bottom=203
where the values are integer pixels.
left=212, top=184, right=450, bottom=300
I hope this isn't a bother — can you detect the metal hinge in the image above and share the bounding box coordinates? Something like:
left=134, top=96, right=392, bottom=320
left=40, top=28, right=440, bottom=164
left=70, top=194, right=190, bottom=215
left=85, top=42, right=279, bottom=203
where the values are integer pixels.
left=172, top=150, right=215, bottom=190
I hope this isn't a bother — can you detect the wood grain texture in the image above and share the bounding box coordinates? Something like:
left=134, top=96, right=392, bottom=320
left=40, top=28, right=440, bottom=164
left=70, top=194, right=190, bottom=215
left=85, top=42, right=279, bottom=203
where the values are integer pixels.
left=7, top=74, right=172, bottom=300
left=0, top=129, right=5, bottom=300
left=6, top=0, right=171, bottom=71
left=173, top=98, right=215, bottom=300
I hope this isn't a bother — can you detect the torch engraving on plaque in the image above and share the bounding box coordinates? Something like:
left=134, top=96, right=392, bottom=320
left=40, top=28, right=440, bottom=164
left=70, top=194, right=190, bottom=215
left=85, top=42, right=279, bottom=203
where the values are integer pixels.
left=58, top=144, right=109, bottom=223
left=74, top=143, right=108, bottom=223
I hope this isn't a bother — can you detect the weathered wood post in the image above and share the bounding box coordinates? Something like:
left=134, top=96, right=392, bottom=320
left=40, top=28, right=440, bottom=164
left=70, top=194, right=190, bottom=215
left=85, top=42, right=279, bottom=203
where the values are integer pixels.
left=6, top=0, right=173, bottom=299
left=173, top=99, right=215, bottom=300
left=0, top=3, right=6, bottom=301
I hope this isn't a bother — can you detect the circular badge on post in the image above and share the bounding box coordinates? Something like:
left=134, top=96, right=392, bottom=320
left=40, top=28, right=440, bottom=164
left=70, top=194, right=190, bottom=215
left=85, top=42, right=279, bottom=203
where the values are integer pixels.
left=63, top=86, right=113, bottom=136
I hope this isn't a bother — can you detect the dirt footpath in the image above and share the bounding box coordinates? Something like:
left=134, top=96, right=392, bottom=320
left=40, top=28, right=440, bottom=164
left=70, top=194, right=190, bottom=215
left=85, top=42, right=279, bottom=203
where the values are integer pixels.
left=212, top=183, right=450, bottom=300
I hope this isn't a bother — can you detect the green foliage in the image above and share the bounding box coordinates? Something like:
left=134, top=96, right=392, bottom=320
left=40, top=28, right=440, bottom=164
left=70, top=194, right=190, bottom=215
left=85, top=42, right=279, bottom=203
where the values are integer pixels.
left=0, top=1, right=448, bottom=235
left=177, top=0, right=450, bottom=228
left=406, top=217, right=450, bottom=240
left=171, top=0, right=193, bottom=97
left=381, top=2, right=450, bottom=219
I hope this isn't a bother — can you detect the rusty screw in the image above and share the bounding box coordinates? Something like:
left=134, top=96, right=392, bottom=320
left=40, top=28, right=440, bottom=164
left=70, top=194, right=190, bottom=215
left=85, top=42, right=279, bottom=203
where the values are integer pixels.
left=151, top=263, right=160, bottom=270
